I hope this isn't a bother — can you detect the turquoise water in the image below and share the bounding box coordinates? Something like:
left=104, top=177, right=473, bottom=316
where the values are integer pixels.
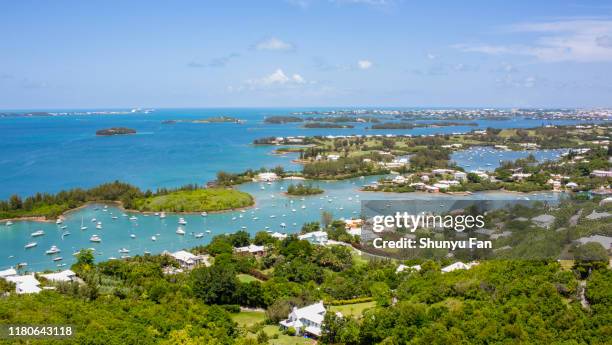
left=1, top=176, right=561, bottom=272
left=0, top=108, right=587, bottom=271
left=0, top=108, right=586, bottom=198
left=451, top=146, right=567, bottom=171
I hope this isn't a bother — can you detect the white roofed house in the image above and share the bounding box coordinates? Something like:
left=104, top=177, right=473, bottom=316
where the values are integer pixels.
left=5, top=274, right=41, bottom=294
left=234, top=244, right=266, bottom=256
left=166, top=250, right=210, bottom=270
left=279, top=301, right=326, bottom=338
left=298, top=231, right=328, bottom=245
left=256, top=172, right=279, bottom=182
left=39, top=269, right=77, bottom=283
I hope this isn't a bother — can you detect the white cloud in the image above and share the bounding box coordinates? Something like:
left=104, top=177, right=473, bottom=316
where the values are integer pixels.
left=242, top=69, right=309, bottom=89
left=255, top=37, right=295, bottom=51
left=454, top=19, right=612, bottom=62
left=357, top=59, right=373, bottom=69
left=426, top=53, right=437, bottom=60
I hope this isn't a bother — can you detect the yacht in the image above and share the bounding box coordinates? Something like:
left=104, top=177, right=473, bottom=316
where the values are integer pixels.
left=118, top=248, right=130, bottom=254
left=24, top=242, right=37, bottom=249
left=201, top=212, right=207, bottom=217
left=129, top=216, right=138, bottom=221
left=195, top=232, right=204, bottom=238
left=178, top=218, right=187, bottom=225
left=144, top=251, right=151, bottom=255
left=45, top=245, right=61, bottom=255
left=159, top=212, right=166, bottom=219
left=53, top=257, right=63, bottom=262
left=91, top=218, right=97, bottom=223
left=96, top=222, right=103, bottom=230
left=60, top=225, right=68, bottom=229
left=130, top=234, right=136, bottom=239
left=31, top=230, right=45, bottom=237
left=61, top=231, right=70, bottom=237
left=80, top=217, right=88, bottom=230
left=205, top=230, right=211, bottom=233
left=176, top=227, right=186, bottom=235
left=89, top=235, right=101, bottom=243
left=111, top=216, right=118, bottom=220
left=151, top=236, right=157, bottom=241
left=56, top=218, right=63, bottom=224
left=5, top=221, right=13, bottom=226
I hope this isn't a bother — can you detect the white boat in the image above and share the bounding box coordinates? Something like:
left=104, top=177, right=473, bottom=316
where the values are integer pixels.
left=60, top=225, right=68, bottom=229
left=89, top=235, right=101, bottom=243
left=201, top=212, right=207, bottom=217
left=56, top=219, right=63, bottom=224
left=301, top=205, right=306, bottom=209
left=111, top=216, right=118, bottom=220
left=129, top=216, right=138, bottom=221
left=119, top=248, right=130, bottom=254
left=24, top=242, right=37, bottom=249
left=205, top=230, right=211, bottom=233
left=62, top=231, right=70, bottom=237
left=53, top=257, right=63, bottom=262
left=130, top=234, right=136, bottom=239
left=151, top=236, right=157, bottom=241
left=45, top=245, right=61, bottom=255
left=56, top=263, right=66, bottom=267
left=195, top=232, right=204, bottom=238
left=280, top=223, right=286, bottom=228
left=31, top=230, right=45, bottom=237
left=144, top=251, right=151, bottom=255
left=91, top=218, right=97, bottom=223
left=6, top=221, right=14, bottom=226
left=96, top=222, right=103, bottom=229
left=80, top=217, right=88, bottom=230
left=176, top=227, right=186, bottom=235
left=178, top=218, right=187, bottom=225
left=159, top=212, right=166, bottom=219
left=122, top=213, right=128, bottom=217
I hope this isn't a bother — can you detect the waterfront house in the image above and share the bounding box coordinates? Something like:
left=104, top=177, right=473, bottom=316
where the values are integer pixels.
left=0, top=268, right=17, bottom=279
left=433, top=183, right=450, bottom=190
left=279, top=301, right=326, bottom=338
left=409, top=182, right=426, bottom=190
left=256, top=172, right=279, bottom=182
left=271, top=232, right=288, bottom=240
left=234, top=244, right=266, bottom=256
left=392, top=175, right=407, bottom=184
left=511, top=173, right=532, bottom=181
left=39, top=269, right=77, bottom=283
left=4, top=274, right=41, bottom=294
left=454, top=171, right=467, bottom=181
left=424, top=185, right=439, bottom=193
left=432, top=168, right=455, bottom=176
left=298, top=231, right=328, bottom=245
left=167, top=250, right=210, bottom=269
left=591, top=170, right=612, bottom=178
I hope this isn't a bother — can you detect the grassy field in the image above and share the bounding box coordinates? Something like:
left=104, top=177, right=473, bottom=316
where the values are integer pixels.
left=133, top=188, right=253, bottom=212
left=231, top=312, right=315, bottom=345
left=231, top=311, right=266, bottom=327
left=329, top=301, right=376, bottom=318
left=237, top=274, right=262, bottom=283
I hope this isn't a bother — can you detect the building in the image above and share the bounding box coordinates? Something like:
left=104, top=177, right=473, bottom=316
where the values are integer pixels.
left=453, top=171, right=467, bottom=181
left=575, top=235, right=612, bottom=251
left=0, top=268, right=17, bottom=279
left=279, top=301, right=326, bottom=337
left=396, top=264, right=421, bottom=274
left=234, top=244, right=266, bottom=255
left=298, top=231, right=328, bottom=245
left=531, top=214, right=556, bottom=229
left=591, top=170, right=612, bottom=178
left=256, top=172, right=279, bottom=182
left=4, top=274, right=41, bottom=294
left=327, top=154, right=340, bottom=161
left=271, top=232, right=288, bottom=240
left=441, top=261, right=479, bottom=273
left=39, top=269, right=77, bottom=283
left=167, top=250, right=210, bottom=269
left=392, top=175, right=407, bottom=184
left=511, top=173, right=532, bottom=181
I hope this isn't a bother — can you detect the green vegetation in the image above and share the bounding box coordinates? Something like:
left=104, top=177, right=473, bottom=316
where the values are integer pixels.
left=303, top=122, right=354, bottom=129
left=193, top=116, right=243, bottom=123
left=0, top=181, right=254, bottom=220
left=264, top=116, right=303, bottom=124
left=95, top=127, right=136, bottom=136
left=286, top=183, right=324, bottom=196
left=133, top=188, right=253, bottom=212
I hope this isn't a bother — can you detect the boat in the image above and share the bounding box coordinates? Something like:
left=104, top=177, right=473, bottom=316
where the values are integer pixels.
left=144, top=251, right=151, bottom=255
left=96, top=222, right=103, bottom=229
left=31, top=230, right=45, bottom=237
left=111, top=216, right=118, bottom=219
left=80, top=217, right=88, bottom=230
left=89, top=235, right=101, bottom=243
left=205, top=230, right=211, bottom=233
left=53, top=257, right=63, bottom=262
left=129, top=216, right=138, bottom=221
left=118, top=248, right=130, bottom=254
left=151, top=236, right=157, bottom=241
left=280, top=223, right=286, bottom=228
left=24, top=242, right=37, bottom=249
left=60, top=225, right=68, bottom=229
left=56, top=263, right=66, bottom=267
left=130, top=234, right=136, bottom=239
left=56, top=218, right=63, bottom=224
left=5, top=221, right=13, bottom=226
left=108, top=257, right=117, bottom=260
left=122, top=213, right=128, bottom=217
left=45, top=245, right=61, bottom=255
left=159, top=212, right=166, bottom=219
left=91, top=218, right=97, bottom=223
left=201, top=212, right=207, bottom=217
left=62, top=231, right=71, bottom=237
left=176, top=227, right=186, bottom=235
left=195, top=232, right=204, bottom=238
left=16, top=262, right=27, bottom=268
left=178, top=218, right=187, bottom=225
left=120, top=255, right=131, bottom=259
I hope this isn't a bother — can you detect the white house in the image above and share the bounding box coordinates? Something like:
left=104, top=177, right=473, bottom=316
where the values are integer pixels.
left=441, top=261, right=479, bottom=273
left=511, top=173, right=532, bottom=181
left=256, top=172, right=279, bottom=182
left=234, top=244, right=266, bottom=255
left=167, top=250, right=210, bottom=269
left=279, top=301, right=326, bottom=337
left=433, top=183, right=450, bottom=190
left=271, top=232, right=288, bottom=240
left=5, top=274, right=41, bottom=294
left=454, top=171, right=467, bottom=181
left=39, top=269, right=77, bottom=283
left=396, top=264, right=421, bottom=274
left=591, top=170, right=612, bottom=178
left=0, top=268, right=17, bottom=279
left=327, top=154, right=340, bottom=161
left=298, top=231, right=328, bottom=245
left=392, top=175, right=407, bottom=184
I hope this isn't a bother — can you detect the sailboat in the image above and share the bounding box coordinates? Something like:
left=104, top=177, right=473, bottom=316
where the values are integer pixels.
left=80, top=217, right=88, bottom=230
left=176, top=227, right=186, bottom=235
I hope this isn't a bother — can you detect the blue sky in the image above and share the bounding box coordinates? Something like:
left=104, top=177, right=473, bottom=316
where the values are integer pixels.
left=1, top=0, right=612, bottom=108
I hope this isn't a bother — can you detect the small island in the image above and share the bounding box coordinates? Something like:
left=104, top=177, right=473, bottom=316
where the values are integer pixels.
left=286, top=183, right=324, bottom=196
left=95, top=127, right=137, bottom=136
left=192, top=116, right=244, bottom=124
